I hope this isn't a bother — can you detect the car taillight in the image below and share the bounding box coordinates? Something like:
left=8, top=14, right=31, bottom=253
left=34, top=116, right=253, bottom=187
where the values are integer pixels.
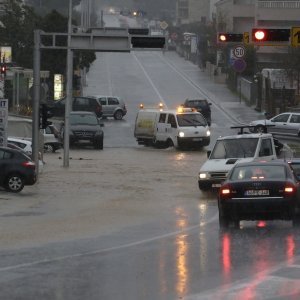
left=96, top=105, right=102, bottom=112
left=284, top=185, right=295, bottom=194
left=22, top=161, right=36, bottom=169
left=219, top=184, right=232, bottom=198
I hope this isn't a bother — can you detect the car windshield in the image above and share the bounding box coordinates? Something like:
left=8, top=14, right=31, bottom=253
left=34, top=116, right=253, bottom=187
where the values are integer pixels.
left=210, top=138, right=259, bottom=159
left=176, top=113, right=207, bottom=126
left=70, top=114, right=98, bottom=125
left=230, top=165, right=286, bottom=180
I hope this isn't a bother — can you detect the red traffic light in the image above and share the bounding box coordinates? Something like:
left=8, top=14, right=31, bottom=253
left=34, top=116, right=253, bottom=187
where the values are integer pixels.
left=219, top=34, right=227, bottom=42
left=0, top=64, right=6, bottom=75
left=254, top=30, right=265, bottom=41
left=217, top=33, right=243, bottom=43
left=252, top=28, right=290, bottom=43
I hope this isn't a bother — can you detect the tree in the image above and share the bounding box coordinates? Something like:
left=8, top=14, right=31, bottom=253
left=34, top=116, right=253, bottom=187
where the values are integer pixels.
left=0, top=0, right=41, bottom=68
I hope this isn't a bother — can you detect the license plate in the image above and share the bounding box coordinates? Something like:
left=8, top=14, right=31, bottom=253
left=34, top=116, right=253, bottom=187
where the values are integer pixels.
left=245, top=190, right=270, bottom=196
left=193, top=138, right=202, bottom=141
left=212, top=183, right=221, bottom=188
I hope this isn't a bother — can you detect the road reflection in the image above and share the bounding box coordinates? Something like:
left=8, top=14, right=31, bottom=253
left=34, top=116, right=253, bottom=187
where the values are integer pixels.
left=219, top=225, right=298, bottom=298
left=175, top=207, right=189, bottom=299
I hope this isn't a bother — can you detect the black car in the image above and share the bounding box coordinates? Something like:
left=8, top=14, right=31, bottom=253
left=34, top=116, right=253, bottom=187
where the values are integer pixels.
left=0, top=147, right=37, bottom=192
left=49, top=96, right=103, bottom=118
left=218, top=161, right=300, bottom=228
left=61, top=111, right=104, bottom=149
left=182, top=99, right=212, bottom=126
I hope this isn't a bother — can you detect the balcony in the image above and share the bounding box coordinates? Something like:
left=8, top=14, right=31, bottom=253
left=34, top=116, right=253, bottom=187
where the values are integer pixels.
left=258, top=1, right=300, bottom=9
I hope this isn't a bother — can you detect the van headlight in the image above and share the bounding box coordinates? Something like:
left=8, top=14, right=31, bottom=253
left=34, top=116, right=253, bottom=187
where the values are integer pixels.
left=206, top=130, right=211, bottom=136
left=199, top=172, right=208, bottom=179
left=179, top=131, right=185, bottom=137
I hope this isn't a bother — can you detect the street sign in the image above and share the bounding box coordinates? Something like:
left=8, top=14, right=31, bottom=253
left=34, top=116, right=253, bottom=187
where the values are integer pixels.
left=232, top=59, right=247, bottom=73
left=160, top=21, right=168, bottom=30
left=291, top=27, right=300, bottom=47
left=233, top=45, right=246, bottom=58
left=243, top=32, right=249, bottom=44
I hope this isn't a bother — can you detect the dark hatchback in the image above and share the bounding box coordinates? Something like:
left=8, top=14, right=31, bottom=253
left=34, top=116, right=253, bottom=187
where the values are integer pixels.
left=0, top=147, right=36, bottom=192
left=182, top=99, right=212, bottom=126
left=218, top=161, right=300, bottom=228
left=49, top=96, right=103, bottom=118
left=61, top=111, right=104, bottom=149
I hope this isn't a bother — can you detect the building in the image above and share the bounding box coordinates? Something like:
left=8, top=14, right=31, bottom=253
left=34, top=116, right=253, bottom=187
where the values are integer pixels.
left=176, top=0, right=218, bottom=25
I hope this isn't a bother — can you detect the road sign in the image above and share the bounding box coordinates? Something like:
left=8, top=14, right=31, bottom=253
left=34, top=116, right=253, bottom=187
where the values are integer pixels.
left=243, top=32, right=249, bottom=44
left=233, top=45, right=246, bottom=58
left=291, top=27, right=300, bottom=47
left=160, top=21, right=168, bottom=30
left=232, top=59, right=247, bottom=73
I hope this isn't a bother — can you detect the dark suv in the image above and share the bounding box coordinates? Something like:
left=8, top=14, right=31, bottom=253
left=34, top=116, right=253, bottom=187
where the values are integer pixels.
left=50, top=96, right=103, bottom=118
left=61, top=111, right=104, bottom=149
left=183, top=99, right=212, bottom=126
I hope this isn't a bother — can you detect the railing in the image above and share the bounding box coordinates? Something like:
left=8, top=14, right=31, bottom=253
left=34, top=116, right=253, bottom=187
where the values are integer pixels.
left=258, top=1, right=300, bottom=9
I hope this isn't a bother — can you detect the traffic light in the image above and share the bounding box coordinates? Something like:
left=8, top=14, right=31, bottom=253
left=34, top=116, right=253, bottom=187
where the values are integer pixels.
left=252, top=28, right=290, bottom=43
left=128, top=28, right=149, bottom=35
left=39, top=104, right=53, bottom=129
left=0, top=64, right=6, bottom=75
left=217, top=33, right=243, bottom=43
left=131, top=36, right=166, bottom=49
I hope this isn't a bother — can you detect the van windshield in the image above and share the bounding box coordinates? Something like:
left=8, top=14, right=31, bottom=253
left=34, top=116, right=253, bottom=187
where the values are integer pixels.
left=210, top=138, right=259, bottom=159
left=176, top=113, right=207, bottom=127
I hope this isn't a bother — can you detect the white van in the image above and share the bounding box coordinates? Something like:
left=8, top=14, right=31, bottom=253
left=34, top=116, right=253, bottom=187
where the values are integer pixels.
left=134, top=107, right=210, bottom=149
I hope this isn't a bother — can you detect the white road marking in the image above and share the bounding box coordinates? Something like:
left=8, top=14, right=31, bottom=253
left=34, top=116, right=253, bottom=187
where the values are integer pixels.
left=0, top=214, right=218, bottom=272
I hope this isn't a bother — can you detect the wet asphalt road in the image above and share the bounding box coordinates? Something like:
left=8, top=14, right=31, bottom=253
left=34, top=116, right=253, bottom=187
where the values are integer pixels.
left=1, top=14, right=300, bottom=300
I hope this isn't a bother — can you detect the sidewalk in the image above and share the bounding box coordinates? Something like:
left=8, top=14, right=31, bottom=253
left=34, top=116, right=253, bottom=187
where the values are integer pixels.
left=196, top=67, right=265, bottom=125
left=170, top=52, right=265, bottom=125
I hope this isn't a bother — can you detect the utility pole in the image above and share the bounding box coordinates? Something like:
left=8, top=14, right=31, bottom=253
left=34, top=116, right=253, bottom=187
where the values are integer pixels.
left=63, top=0, right=73, bottom=167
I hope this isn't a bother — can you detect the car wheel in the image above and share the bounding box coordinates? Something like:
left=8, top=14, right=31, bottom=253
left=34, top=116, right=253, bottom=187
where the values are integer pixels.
left=94, top=139, right=103, bottom=150
left=5, top=174, right=25, bottom=193
left=219, top=213, right=229, bottom=229
left=44, top=143, right=54, bottom=153
left=255, top=125, right=266, bottom=133
left=166, top=138, right=174, bottom=148
left=114, top=110, right=123, bottom=120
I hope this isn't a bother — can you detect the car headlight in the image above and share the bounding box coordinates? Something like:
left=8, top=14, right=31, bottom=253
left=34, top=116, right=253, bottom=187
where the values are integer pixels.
left=199, top=172, right=208, bottom=179
left=206, top=130, right=211, bottom=136
left=179, top=131, right=185, bottom=137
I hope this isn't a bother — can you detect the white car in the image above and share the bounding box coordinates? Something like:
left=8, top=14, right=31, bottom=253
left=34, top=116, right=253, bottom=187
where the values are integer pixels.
left=250, top=112, right=300, bottom=137
left=7, top=137, right=32, bottom=155
left=198, top=131, right=278, bottom=191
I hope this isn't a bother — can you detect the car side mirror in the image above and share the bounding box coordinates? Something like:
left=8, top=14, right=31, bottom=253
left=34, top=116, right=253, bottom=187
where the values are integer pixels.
left=209, top=103, right=212, bottom=106
left=207, top=150, right=211, bottom=158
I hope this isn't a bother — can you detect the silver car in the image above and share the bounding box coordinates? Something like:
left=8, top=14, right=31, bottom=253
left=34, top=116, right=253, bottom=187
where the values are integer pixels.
left=88, top=95, right=127, bottom=120
left=250, top=112, right=300, bottom=137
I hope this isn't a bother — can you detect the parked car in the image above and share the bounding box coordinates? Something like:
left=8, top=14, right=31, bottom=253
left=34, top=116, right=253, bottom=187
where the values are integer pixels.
left=7, top=137, right=44, bottom=172
left=7, top=137, right=32, bottom=156
left=87, top=95, right=127, bottom=120
left=60, top=111, right=104, bottom=149
left=182, top=99, right=212, bottom=126
left=0, top=147, right=37, bottom=192
left=41, top=124, right=62, bottom=153
left=49, top=96, right=103, bottom=118
left=250, top=112, right=300, bottom=137
left=218, top=161, right=300, bottom=228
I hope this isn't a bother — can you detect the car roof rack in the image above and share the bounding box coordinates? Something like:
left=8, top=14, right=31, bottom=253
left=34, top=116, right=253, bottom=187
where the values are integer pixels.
left=230, top=124, right=275, bottom=134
